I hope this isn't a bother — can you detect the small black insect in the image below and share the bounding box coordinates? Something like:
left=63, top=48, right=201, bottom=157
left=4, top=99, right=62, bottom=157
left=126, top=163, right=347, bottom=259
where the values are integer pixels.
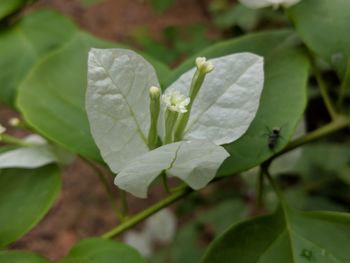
left=267, top=127, right=282, bottom=150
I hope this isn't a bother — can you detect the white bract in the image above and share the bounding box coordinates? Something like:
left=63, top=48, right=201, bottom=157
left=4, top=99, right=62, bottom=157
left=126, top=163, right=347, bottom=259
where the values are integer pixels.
left=239, top=0, right=301, bottom=9
left=168, top=53, right=264, bottom=145
left=162, top=90, right=190, bottom=113
left=0, top=135, right=74, bottom=169
left=145, top=209, right=177, bottom=243
left=87, top=49, right=264, bottom=198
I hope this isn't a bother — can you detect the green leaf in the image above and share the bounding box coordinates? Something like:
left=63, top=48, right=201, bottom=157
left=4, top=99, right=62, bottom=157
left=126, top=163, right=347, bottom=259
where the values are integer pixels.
left=170, top=30, right=309, bottom=176
left=202, top=206, right=350, bottom=262
left=169, top=53, right=264, bottom=145
left=0, top=9, right=77, bottom=105
left=59, top=238, right=147, bottom=263
left=115, top=140, right=229, bottom=198
left=0, top=165, right=60, bottom=247
left=86, top=48, right=159, bottom=172
left=0, top=0, right=30, bottom=20
left=17, top=31, right=170, bottom=162
left=289, top=0, right=350, bottom=75
left=0, top=251, right=50, bottom=263
left=151, top=0, right=174, bottom=14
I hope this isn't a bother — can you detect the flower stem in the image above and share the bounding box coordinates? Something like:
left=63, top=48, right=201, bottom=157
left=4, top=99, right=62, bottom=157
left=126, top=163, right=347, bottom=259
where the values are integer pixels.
left=102, top=187, right=192, bottom=239
left=164, top=110, right=178, bottom=144
left=1, top=134, right=31, bottom=147
left=85, top=159, right=124, bottom=222
left=272, top=115, right=350, bottom=160
left=256, top=168, right=265, bottom=208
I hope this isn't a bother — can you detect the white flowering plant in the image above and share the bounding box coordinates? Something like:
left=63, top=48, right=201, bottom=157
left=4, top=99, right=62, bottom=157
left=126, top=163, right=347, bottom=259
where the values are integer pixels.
left=1, top=0, right=350, bottom=261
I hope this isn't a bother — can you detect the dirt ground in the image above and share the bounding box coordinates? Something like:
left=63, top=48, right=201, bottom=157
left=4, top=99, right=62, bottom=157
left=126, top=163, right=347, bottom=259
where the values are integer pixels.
left=5, top=0, right=222, bottom=260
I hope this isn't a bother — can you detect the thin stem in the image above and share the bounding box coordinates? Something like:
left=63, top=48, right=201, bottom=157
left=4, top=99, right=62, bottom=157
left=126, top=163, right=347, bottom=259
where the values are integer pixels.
left=337, top=59, right=350, bottom=109
left=256, top=168, right=265, bottom=208
left=161, top=171, right=171, bottom=194
left=1, top=134, right=31, bottom=147
left=120, top=190, right=128, bottom=218
left=272, top=115, right=350, bottom=160
left=85, top=159, right=124, bottom=222
left=309, top=52, right=338, bottom=120
left=263, top=164, right=286, bottom=205
left=102, top=187, right=192, bottom=239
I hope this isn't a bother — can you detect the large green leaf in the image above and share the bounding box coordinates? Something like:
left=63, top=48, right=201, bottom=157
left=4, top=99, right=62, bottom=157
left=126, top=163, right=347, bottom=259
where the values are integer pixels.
left=0, top=0, right=30, bottom=20
left=202, top=205, right=350, bottom=262
left=59, top=238, right=147, bottom=263
left=289, top=0, right=350, bottom=75
left=169, top=30, right=309, bottom=176
left=17, top=31, right=170, bottom=161
left=0, top=251, right=50, bottom=263
left=0, top=165, right=60, bottom=247
left=0, top=9, right=77, bottom=106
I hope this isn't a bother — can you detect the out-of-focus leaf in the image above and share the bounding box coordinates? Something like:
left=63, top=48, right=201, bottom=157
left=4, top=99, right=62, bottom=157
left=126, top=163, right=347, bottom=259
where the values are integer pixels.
left=0, top=0, right=31, bottom=20
left=59, top=238, right=147, bottom=263
left=289, top=0, right=350, bottom=75
left=0, top=165, right=60, bottom=247
left=0, top=251, right=50, bottom=263
left=202, top=205, right=350, bottom=262
left=0, top=10, right=77, bottom=105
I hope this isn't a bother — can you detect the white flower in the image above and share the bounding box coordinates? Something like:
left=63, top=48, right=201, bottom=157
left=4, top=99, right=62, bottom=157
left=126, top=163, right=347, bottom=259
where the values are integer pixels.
left=162, top=90, right=190, bottom=113
left=196, top=57, right=214, bottom=73
left=0, top=124, right=6, bottom=135
left=239, top=0, right=301, bottom=9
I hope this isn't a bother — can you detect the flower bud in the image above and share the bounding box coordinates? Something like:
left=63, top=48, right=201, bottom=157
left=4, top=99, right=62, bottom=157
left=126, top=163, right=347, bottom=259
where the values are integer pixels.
left=195, top=57, right=214, bottom=73
left=9, top=118, right=20, bottom=127
left=149, top=86, right=161, bottom=100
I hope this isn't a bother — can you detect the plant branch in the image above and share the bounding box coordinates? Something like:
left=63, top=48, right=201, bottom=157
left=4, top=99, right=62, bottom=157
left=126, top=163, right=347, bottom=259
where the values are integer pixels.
left=272, top=116, right=350, bottom=160
left=102, top=187, right=192, bottom=239
left=85, top=159, right=124, bottom=222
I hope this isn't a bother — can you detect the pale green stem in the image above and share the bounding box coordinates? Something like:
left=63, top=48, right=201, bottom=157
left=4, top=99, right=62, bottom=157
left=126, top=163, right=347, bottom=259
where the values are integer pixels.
left=174, top=69, right=206, bottom=141
left=148, top=94, right=160, bottom=149
left=1, top=134, right=31, bottom=147
left=102, top=187, right=192, bottom=239
left=86, top=159, right=124, bottom=222
left=164, top=109, right=178, bottom=144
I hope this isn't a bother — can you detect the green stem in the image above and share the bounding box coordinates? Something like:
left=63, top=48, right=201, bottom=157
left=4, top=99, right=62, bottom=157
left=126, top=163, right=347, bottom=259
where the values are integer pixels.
left=86, top=159, right=124, bottom=222
left=337, top=59, right=350, bottom=109
left=120, top=190, right=128, bottom=219
left=164, top=110, right=178, bottom=144
left=263, top=164, right=286, bottom=205
left=1, top=134, right=31, bottom=147
left=256, top=168, right=265, bottom=208
left=174, top=69, right=205, bottom=141
left=102, top=187, right=192, bottom=239
left=272, top=115, right=350, bottom=160
left=161, top=171, right=171, bottom=194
